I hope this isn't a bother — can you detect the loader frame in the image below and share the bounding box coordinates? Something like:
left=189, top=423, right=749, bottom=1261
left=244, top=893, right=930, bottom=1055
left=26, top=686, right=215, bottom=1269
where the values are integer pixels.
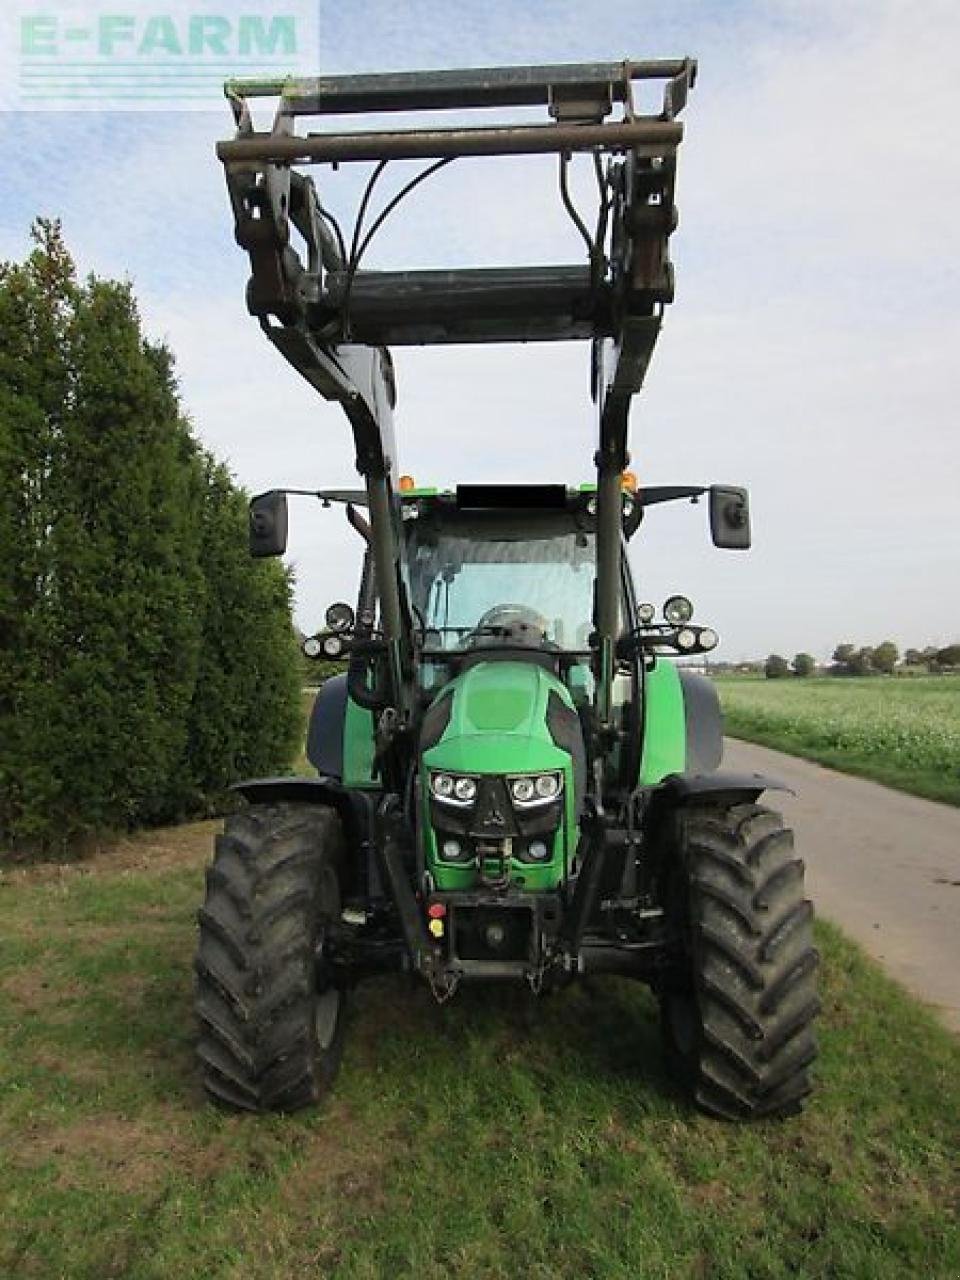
left=218, top=58, right=696, bottom=745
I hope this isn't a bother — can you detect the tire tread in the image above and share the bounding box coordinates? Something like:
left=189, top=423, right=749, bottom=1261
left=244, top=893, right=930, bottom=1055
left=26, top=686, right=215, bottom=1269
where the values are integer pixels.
left=660, top=802, right=819, bottom=1120
left=194, top=803, right=345, bottom=1113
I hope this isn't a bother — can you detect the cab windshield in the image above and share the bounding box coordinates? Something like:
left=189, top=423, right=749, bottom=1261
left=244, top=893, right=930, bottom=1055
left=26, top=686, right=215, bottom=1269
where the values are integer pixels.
left=405, top=512, right=596, bottom=653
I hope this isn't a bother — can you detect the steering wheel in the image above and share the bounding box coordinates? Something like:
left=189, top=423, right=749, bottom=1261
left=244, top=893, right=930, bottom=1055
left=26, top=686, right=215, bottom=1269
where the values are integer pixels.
left=469, top=603, right=552, bottom=647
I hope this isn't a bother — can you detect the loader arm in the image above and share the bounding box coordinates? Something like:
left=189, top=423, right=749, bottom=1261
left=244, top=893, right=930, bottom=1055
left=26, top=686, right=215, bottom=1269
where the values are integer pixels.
left=218, top=58, right=696, bottom=732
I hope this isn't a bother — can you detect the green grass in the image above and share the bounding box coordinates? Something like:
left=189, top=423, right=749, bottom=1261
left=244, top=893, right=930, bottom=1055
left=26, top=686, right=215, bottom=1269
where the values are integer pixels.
left=1, top=825, right=958, bottom=1278
left=717, top=675, right=960, bottom=806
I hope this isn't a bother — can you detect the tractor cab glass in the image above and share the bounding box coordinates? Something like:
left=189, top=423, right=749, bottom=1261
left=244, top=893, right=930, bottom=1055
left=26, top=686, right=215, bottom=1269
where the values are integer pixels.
left=405, top=512, right=596, bottom=654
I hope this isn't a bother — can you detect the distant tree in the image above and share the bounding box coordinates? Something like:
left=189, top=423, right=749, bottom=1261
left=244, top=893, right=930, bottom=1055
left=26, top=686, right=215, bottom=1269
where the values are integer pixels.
left=849, top=647, right=875, bottom=676
left=831, top=643, right=855, bottom=675
left=903, top=648, right=924, bottom=667
left=922, top=645, right=940, bottom=671
left=765, top=653, right=790, bottom=679
left=871, top=640, right=899, bottom=675
left=935, top=644, right=960, bottom=669
left=792, top=652, right=816, bottom=678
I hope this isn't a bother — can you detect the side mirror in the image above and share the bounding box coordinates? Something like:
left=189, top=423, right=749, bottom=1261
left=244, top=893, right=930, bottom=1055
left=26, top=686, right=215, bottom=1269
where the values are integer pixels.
left=249, top=490, right=288, bottom=558
left=709, top=485, right=751, bottom=550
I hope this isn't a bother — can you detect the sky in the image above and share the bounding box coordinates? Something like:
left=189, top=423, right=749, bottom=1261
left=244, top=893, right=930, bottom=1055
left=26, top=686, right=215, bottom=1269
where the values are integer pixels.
left=1, top=0, right=958, bottom=662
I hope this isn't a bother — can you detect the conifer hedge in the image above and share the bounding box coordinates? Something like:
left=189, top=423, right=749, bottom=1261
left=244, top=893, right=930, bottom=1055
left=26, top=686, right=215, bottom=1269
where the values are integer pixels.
left=0, top=222, right=302, bottom=854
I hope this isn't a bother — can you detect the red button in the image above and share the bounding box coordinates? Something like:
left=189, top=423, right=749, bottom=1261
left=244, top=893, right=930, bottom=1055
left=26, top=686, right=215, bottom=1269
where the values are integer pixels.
left=427, top=902, right=446, bottom=919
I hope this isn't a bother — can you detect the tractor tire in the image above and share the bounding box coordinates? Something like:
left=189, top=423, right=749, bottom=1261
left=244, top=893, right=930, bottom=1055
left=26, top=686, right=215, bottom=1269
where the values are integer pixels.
left=659, top=802, right=819, bottom=1121
left=195, top=803, right=347, bottom=1113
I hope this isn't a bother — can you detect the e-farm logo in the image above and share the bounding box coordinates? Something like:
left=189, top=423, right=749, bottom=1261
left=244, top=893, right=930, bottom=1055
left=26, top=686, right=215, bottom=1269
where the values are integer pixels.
left=3, top=2, right=318, bottom=110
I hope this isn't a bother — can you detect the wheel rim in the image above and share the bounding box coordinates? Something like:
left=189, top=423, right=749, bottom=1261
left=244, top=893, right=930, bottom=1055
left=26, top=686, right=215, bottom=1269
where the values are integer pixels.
left=314, top=863, right=341, bottom=1053
left=315, top=983, right=341, bottom=1051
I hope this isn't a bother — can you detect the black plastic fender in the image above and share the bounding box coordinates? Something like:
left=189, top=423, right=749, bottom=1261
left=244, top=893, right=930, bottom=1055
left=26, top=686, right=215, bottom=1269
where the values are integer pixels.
left=677, top=669, right=723, bottom=773
left=232, top=775, right=349, bottom=806
left=230, top=775, right=377, bottom=864
left=655, top=770, right=793, bottom=805
left=306, top=673, right=349, bottom=777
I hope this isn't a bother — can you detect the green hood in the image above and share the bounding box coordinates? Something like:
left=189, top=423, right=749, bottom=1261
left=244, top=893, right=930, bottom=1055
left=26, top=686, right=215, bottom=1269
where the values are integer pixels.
left=422, top=660, right=573, bottom=775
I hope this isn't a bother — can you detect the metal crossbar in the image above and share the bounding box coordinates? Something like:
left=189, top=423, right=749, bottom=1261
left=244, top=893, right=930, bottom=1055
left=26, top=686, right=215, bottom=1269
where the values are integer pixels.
left=224, top=58, right=694, bottom=113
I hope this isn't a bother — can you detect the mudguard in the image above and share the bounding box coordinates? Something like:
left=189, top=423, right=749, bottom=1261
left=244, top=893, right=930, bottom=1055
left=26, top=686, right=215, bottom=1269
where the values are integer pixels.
left=232, top=775, right=347, bottom=805
left=656, top=770, right=793, bottom=803
left=231, top=776, right=376, bottom=851
left=639, top=661, right=792, bottom=803
left=305, top=673, right=377, bottom=787
left=306, top=673, right=349, bottom=777
left=677, top=669, right=722, bottom=773
left=640, top=662, right=723, bottom=783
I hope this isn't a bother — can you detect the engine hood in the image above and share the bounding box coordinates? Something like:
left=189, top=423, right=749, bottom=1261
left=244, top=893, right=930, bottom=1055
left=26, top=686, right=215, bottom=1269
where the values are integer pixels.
left=421, top=660, right=577, bottom=776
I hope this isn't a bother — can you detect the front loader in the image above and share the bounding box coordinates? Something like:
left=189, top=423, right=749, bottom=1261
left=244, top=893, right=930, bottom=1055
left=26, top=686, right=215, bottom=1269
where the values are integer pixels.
left=195, top=60, right=819, bottom=1120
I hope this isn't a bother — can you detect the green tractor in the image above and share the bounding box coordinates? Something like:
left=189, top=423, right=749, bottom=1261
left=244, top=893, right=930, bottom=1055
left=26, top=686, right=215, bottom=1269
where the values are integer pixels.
left=196, top=60, right=819, bottom=1120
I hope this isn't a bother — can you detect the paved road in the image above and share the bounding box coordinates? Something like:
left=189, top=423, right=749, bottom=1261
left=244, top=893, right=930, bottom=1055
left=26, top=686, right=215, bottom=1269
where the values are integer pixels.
left=723, top=738, right=960, bottom=1033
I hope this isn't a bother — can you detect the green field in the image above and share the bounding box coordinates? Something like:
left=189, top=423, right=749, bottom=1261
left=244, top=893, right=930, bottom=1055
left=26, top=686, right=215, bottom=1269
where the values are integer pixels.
left=717, top=675, right=960, bottom=806
left=1, top=823, right=958, bottom=1278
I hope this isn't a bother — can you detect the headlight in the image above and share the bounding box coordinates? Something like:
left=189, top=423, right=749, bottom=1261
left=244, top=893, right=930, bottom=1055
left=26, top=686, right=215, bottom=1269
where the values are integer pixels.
left=676, top=628, right=697, bottom=650
left=511, top=777, right=535, bottom=803
left=325, top=601, right=355, bottom=632
left=440, top=838, right=472, bottom=862
left=535, top=773, right=559, bottom=799
left=509, top=773, right=563, bottom=807
left=430, top=772, right=477, bottom=806
left=700, top=628, right=719, bottom=651
left=453, top=777, right=477, bottom=802
left=322, top=633, right=346, bottom=658
left=637, top=602, right=656, bottom=625
left=664, top=594, right=694, bottom=625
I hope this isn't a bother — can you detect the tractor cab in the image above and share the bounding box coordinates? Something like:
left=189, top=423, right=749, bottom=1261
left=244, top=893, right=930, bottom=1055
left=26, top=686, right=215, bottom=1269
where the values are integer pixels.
left=404, top=483, right=612, bottom=668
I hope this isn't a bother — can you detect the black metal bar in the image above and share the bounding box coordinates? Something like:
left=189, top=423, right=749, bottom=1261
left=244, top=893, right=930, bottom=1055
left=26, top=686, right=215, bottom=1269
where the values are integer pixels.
left=365, top=470, right=405, bottom=704
left=258, top=322, right=410, bottom=715
left=578, top=941, right=661, bottom=976
left=637, top=485, right=706, bottom=507
left=333, top=265, right=627, bottom=345
left=592, top=317, right=661, bottom=726
left=374, top=798, right=431, bottom=972
left=217, top=119, right=682, bottom=166
left=340, top=263, right=590, bottom=308
left=563, top=809, right=615, bottom=955
left=226, top=59, right=694, bottom=112
left=593, top=462, right=623, bottom=727
left=448, top=959, right=533, bottom=980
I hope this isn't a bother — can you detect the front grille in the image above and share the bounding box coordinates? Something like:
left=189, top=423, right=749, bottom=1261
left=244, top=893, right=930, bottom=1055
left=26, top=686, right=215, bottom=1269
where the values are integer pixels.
left=469, top=776, right=518, bottom=838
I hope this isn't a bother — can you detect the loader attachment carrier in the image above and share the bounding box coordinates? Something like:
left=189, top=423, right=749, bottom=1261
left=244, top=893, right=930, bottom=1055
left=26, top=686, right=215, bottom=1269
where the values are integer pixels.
left=219, top=58, right=696, bottom=729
